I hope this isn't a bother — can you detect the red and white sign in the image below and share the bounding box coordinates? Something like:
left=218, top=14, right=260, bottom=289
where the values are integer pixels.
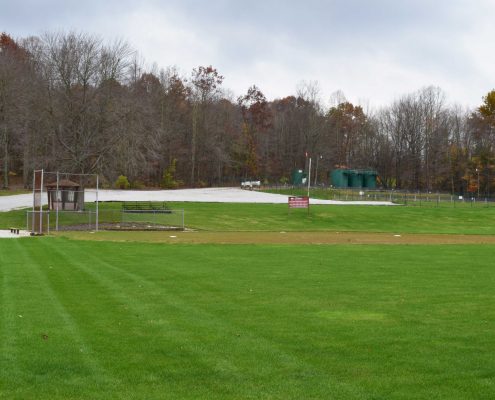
left=288, top=196, right=309, bottom=209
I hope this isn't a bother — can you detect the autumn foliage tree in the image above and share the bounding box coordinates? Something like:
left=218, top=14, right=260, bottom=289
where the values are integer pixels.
left=238, top=85, right=271, bottom=178
left=327, top=102, right=367, bottom=168
left=478, top=90, right=495, bottom=129
left=466, top=90, right=495, bottom=196
left=0, top=33, right=31, bottom=188
left=190, top=65, right=223, bottom=185
left=2, top=30, right=495, bottom=194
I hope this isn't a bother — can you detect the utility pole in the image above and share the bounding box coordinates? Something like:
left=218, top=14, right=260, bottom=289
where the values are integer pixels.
left=2, top=127, right=8, bottom=189
left=307, top=157, right=312, bottom=197
left=476, top=168, right=480, bottom=198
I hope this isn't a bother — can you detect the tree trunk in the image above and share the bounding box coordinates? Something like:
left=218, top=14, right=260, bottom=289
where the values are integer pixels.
left=191, top=103, right=198, bottom=186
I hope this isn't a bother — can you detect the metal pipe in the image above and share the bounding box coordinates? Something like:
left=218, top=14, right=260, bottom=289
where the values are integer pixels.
left=39, top=169, right=44, bottom=234
left=96, top=175, right=99, bottom=232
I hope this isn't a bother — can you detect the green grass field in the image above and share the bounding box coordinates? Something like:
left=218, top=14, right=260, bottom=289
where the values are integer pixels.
left=164, top=202, right=495, bottom=234
left=2, top=198, right=495, bottom=398
left=1, top=238, right=495, bottom=399
left=3, top=202, right=495, bottom=235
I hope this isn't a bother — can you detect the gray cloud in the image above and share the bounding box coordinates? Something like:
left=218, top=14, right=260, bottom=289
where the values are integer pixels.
left=1, top=0, right=494, bottom=108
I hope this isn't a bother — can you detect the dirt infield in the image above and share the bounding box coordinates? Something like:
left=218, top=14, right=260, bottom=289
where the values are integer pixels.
left=58, top=230, right=495, bottom=245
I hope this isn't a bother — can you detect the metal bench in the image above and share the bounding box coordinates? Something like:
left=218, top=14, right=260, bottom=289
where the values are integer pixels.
left=122, top=201, right=171, bottom=213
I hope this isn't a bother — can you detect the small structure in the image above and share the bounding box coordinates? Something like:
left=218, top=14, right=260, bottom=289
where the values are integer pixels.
left=46, top=179, right=82, bottom=211
left=291, top=169, right=308, bottom=185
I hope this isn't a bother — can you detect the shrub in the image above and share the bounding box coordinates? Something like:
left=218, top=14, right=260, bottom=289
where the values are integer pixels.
left=131, top=180, right=146, bottom=189
left=161, top=159, right=179, bottom=189
left=115, top=175, right=130, bottom=189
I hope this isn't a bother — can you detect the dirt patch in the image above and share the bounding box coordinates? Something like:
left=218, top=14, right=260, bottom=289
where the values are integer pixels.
left=57, top=231, right=495, bottom=245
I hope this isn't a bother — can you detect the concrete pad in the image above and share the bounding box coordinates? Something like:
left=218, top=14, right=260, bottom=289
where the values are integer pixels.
left=0, top=230, right=30, bottom=238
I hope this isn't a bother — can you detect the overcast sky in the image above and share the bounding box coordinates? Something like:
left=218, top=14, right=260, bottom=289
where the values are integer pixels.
left=2, top=0, right=494, bottom=108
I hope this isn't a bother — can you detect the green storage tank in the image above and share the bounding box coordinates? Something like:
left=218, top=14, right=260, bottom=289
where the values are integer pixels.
left=349, top=171, right=364, bottom=188
left=331, top=168, right=378, bottom=188
left=330, top=169, right=350, bottom=188
left=362, top=171, right=377, bottom=189
left=291, top=169, right=307, bottom=185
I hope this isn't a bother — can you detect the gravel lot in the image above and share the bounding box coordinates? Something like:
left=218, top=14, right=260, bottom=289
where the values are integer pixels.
left=0, top=187, right=393, bottom=212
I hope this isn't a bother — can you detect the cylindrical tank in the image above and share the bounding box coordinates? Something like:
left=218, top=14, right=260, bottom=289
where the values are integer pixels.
left=363, top=171, right=377, bottom=189
left=349, top=171, right=363, bottom=188
left=330, top=169, right=349, bottom=188
left=291, top=169, right=307, bottom=185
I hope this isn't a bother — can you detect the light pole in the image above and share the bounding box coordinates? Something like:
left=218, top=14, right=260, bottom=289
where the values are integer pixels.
left=307, top=157, right=312, bottom=197
left=476, top=168, right=480, bottom=198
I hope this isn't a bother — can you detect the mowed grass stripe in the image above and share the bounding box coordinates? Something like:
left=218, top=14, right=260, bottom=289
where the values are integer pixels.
left=40, top=238, right=365, bottom=399
left=0, top=240, right=22, bottom=386
left=134, top=202, right=495, bottom=234
left=2, top=238, right=495, bottom=399
left=1, top=239, right=117, bottom=399
left=40, top=239, right=248, bottom=398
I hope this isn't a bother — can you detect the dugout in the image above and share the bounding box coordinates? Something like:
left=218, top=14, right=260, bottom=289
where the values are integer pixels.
left=46, top=179, right=83, bottom=211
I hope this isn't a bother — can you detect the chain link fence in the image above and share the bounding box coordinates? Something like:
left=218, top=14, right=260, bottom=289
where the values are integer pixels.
left=27, top=209, right=185, bottom=233
left=264, top=185, right=495, bottom=208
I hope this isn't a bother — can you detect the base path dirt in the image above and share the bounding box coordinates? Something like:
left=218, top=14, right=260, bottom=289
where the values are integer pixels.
left=58, top=231, right=495, bottom=245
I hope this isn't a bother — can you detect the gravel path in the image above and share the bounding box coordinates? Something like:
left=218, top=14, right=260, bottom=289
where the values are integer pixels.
left=0, top=188, right=393, bottom=212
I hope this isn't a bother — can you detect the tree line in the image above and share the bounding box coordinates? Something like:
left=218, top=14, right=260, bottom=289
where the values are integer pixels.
left=1, top=31, right=494, bottom=195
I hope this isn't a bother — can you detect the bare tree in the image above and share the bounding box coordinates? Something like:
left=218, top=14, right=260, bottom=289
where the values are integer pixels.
left=39, top=32, right=133, bottom=174
left=190, top=65, right=223, bottom=185
left=0, top=33, right=33, bottom=188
